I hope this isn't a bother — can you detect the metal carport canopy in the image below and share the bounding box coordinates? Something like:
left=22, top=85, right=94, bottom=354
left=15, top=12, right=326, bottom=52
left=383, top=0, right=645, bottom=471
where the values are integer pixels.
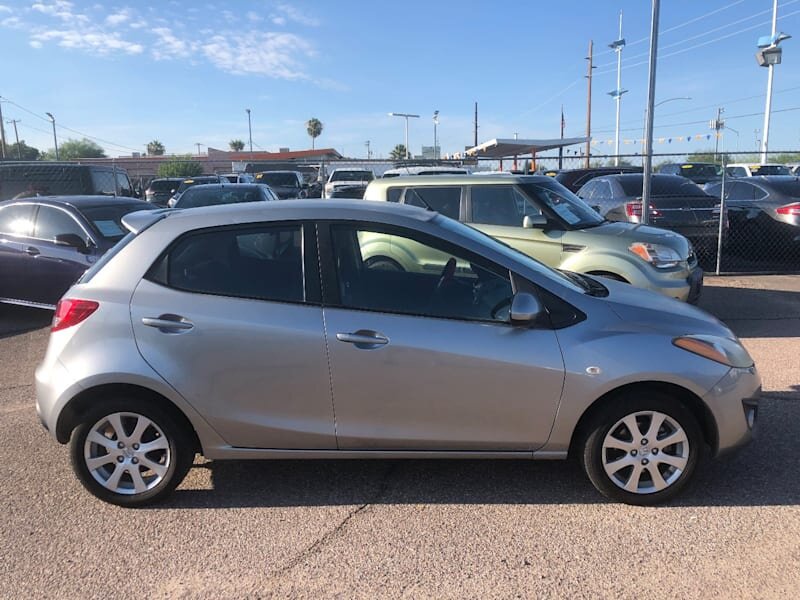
left=465, top=137, right=588, bottom=158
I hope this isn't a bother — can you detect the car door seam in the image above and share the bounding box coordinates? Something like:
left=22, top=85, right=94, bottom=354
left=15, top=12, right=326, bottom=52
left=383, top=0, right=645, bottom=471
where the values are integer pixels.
left=315, top=223, right=339, bottom=445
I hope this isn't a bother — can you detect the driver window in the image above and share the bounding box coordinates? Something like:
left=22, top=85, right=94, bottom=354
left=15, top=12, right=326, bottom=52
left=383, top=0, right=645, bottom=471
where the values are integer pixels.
left=470, top=185, right=540, bottom=226
left=330, top=225, right=514, bottom=323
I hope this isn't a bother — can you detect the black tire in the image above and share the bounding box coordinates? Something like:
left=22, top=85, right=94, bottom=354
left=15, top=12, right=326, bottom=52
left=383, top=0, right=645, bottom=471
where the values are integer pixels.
left=69, top=398, right=195, bottom=507
left=580, top=390, right=703, bottom=506
left=364, top=256, right=405, bottom=272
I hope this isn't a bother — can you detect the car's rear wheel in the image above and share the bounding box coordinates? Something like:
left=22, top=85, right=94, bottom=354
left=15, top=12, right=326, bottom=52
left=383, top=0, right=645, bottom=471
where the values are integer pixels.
left=70, top=399, right=194, bottom=507
left=580, top=392, right=702, bottom=505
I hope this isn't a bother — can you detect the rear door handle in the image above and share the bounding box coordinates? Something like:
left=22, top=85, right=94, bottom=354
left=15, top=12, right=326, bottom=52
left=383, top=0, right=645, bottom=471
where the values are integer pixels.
left=142, top=315, right=194, bottom=333
left=336, top=330, right=389, bottom=349
left=24, top=246, right=40, bottom=256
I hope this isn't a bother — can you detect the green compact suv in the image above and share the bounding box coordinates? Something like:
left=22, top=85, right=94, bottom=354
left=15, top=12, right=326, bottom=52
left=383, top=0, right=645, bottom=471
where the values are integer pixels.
left=363, top=175, right=703, bottom=302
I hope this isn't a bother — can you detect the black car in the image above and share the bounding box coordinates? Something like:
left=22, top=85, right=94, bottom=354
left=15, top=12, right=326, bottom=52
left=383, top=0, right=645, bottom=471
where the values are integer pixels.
left=576, top=174, right=721, bottom=255
left=144, top=177, right=183, bottom=207
left=254, top=171, right=308, bottom=199
left=0, top=196, right=154, bottom=308
left=549, top=166, right=643, bottom=193
left=705, top=176, right=800, bottom=255
left=659, top=162, right=722, bottom=185
left=167, top=175, right=226, bottom=206
left=172, top=184, right=277, bottom=209
left=0, top=162, right=134, bottom=201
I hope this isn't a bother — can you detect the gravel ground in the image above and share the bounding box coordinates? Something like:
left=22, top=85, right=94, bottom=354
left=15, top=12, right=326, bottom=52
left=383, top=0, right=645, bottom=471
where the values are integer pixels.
left=0, top=277, right=798, bottom=599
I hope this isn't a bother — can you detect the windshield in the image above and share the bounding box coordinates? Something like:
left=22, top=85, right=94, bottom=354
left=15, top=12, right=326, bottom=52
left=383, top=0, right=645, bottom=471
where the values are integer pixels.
left=176, top=186, right=265, bottom=208
left=81, top=204, right=154, bottom=241
left=176, top=177, right=219, bottom=194
left=678, top=164, right=722, bottom=178
left=519, top=180, right=604, bottom=228
left=435, top=215, right=584, bottom=293
left=765, top=179, right=800, bottom=197
left=148, top=179, right=179, bottom=192
left=750, top=165, right=791, bottom=175
left=258, top=172, right=300, bottom=187
left=330, top=170, right=374, bottom=182
left=619, top=175, right=706, bottom=197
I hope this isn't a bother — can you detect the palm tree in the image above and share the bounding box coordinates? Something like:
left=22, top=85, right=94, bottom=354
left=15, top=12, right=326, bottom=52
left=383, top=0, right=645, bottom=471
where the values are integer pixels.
left=306, top=118, right=323, bottom=150
left=147, top=140, right=165, bottom=156
left=229, top=139, right=245, bottom=152
left=390, top=144, right=408, bottom=160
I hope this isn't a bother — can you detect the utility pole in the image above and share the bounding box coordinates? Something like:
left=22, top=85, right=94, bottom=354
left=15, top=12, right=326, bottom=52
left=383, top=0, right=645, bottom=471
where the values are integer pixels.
left=365, top=140, right=371, bottom=159
left=195, top=143, right=204, bottom=156
left=473, top=101, right=478, bottom=148
left=558, top=106, right=565, bottom=170
left=0, top=98, right=6, bottom=159
left=712, top=108, right=724, bottom=161
left=641, top=0, right=661, bottom=226
left=609, top=12, right=627, bottom=166
left=7, top=119, right=21, bottom=159
left=585, top=40, right=595, bottom=168
left=433, top=110, right=439, bottom=160
left=45, top=112, right=58, bottom=160
left=245, top=108, right=253, bottom=157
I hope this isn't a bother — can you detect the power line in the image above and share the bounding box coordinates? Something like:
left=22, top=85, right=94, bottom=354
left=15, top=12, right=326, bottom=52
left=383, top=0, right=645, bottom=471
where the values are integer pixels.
left=594, top=106, right=800, bottom=134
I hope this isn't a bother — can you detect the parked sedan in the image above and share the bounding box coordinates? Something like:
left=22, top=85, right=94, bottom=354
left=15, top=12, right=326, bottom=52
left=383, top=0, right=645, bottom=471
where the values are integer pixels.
left=36, top=200, right=759, bottom=507
left=549, top=166, right=642, bottom=193
left=167, top=175, right=226, bottom=207
left=172, top=184, right=277, bottom=209
left=144, top=178, right=183, bottom=207
left=0, top=196, right=154, bottom=308
left=577, top=174, right=722, bottom=256
left=705, top=176, right=800, bottom=254
left=658, top=162, right=722, bottom=185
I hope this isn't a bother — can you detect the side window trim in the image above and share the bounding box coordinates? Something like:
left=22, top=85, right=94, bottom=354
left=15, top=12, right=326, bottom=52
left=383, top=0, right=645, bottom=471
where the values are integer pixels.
left=33, top=204, right=95, bottom=245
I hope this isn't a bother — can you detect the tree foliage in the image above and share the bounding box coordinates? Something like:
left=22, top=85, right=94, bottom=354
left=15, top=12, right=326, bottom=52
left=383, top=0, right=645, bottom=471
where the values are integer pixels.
left=306, top=118, right=323, bottom=149
left=157, top=158, right=204, bottom=178
left=6, top=140, right=40, bottom=160
left=44, top=137, right=106, bottom=160
left=229, top=139, right=245, bottom=152
left=390, top=144, right=408, bottom=160
left=147, top=140, right=165, bottom=156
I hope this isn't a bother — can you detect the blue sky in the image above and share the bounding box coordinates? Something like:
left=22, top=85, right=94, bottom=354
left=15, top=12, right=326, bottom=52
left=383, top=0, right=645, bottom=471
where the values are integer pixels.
left=0, top=0, right=799, bottom=161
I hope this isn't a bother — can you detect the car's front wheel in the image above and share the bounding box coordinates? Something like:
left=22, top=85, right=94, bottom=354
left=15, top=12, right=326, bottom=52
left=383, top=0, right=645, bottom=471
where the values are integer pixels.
left=580, top=391, right=702, bottom=505
left=70, top=399, right=194, bottom=507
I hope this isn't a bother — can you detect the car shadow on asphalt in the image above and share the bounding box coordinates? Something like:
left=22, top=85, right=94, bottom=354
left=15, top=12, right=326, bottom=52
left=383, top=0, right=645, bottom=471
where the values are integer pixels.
left=698, top=285, right=800, bottom=338
left=0, top=305, right=52, bottom=340
left=163, top=390, right=800, bottom=510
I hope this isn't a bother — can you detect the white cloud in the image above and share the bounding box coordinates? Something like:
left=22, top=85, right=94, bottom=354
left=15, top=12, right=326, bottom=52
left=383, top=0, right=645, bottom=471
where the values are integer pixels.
left=246, top=10, right=261, bottom=22
left=271, top=4, right=319, bottom=27
left=151, top=26, right=194, bottom=60
left=0, top=5, right=12, bottom=13
left=105, top=8, right=131, bottom=26
left=31, top=28, right=143, bottom=54
left=271, top=16, right=286, bottom=26
left=201, top=32, right=314, bottom=79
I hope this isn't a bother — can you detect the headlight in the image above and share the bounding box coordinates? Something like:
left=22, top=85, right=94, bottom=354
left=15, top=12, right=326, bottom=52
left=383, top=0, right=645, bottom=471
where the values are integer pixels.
left=628, top=242, right=682, bottom=269
left=673, top=335, right=754, bottom=368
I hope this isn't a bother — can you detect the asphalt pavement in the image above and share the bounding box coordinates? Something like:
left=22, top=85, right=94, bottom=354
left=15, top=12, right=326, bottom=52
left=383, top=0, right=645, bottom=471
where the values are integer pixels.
left=0, top=277, right=798, bottom=599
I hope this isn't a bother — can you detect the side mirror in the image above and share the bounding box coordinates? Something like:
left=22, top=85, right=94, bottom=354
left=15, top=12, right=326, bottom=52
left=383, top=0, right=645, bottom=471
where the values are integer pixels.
left=510, top=292, right=542, bottom=325
left=523, top=214, right=548, bottom=229
left=55, top=233, right=90, bottom=254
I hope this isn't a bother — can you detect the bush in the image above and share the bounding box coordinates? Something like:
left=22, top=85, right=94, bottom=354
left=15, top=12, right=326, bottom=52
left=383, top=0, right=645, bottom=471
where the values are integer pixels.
left=157, top=159, right=204, bottom=178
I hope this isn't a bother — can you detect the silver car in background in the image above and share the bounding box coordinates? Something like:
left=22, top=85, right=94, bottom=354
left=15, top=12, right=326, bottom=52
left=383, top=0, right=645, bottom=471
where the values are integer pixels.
left=35, top=201, right=760, bottom=507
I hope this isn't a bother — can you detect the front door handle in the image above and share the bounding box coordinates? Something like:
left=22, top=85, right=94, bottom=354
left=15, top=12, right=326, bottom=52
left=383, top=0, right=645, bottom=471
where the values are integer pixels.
left=24, top=246, right=40, bottom=256
left=336, top=330, right=389, bottom=349
left=142, top=315, right=194, bottom=333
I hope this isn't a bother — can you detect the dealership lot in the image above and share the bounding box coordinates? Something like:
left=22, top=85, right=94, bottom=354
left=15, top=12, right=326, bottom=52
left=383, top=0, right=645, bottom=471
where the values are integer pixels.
left=1, top=276, right=798, bottom=599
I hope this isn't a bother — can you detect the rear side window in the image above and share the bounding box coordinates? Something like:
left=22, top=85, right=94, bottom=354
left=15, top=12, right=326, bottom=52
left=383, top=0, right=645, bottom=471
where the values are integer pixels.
left=0, top=203, right=36, bottom=236
left=386, top=187, right=402, bottom=203
left=149, top=225, right=304, bottom=303
left=403, top=187, right=460, bottom=219
left=34, top=205, right=89, bottom=242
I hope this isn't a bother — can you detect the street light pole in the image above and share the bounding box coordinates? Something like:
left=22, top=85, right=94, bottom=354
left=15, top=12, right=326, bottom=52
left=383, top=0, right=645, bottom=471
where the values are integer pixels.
left=433, top=110, right=439, bottom=160
left=245, top=108, right=253, bottom=157
left=7, top=119, right=21, bottom=159
left=45, top=112, right=59, bottom=160
left=608, top=12, right=627, bottom=166
left=641, top=0, right=661, bottom=226
left=388, top=112, right=420, bottom=160
left=757, top=0, right=791, bottom=164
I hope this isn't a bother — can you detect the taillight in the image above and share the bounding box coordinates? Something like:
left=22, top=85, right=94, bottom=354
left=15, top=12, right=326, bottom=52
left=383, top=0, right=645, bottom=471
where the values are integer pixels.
left=625, top=201, right=660, bottom=218
left=52, top=299, right=99, bottom=332
left=776, top=202, right=800, bottom=216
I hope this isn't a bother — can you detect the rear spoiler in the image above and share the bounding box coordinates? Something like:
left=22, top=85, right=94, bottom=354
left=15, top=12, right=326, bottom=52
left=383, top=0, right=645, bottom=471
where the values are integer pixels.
left=121, top=208, right=173, bottom=234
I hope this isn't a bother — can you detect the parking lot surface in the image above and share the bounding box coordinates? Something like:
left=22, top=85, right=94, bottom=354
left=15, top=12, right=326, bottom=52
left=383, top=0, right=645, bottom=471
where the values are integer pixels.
left=1, top=276, right=798, bottom=599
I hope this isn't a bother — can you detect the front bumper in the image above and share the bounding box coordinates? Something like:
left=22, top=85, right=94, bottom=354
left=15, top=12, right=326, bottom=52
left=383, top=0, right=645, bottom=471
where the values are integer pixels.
left=704, top=366, right=761, bottom=456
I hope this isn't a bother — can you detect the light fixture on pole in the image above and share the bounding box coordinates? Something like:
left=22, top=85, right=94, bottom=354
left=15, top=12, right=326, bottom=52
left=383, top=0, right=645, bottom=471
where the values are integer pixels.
left=756, top=0, right=791, bottom=165
left=432, top=110, right=439, bottom=160
left=45, top=112, right=59, bottom=160
left=388, top=112, right=420, bottom=159
left=608, top=11, right=627, bottom=166
left=245, top=108, right=253, bottom=156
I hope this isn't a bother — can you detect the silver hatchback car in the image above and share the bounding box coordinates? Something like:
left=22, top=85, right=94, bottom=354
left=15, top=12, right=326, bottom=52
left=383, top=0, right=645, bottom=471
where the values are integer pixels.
left=35, top=200, right=760, bottom=507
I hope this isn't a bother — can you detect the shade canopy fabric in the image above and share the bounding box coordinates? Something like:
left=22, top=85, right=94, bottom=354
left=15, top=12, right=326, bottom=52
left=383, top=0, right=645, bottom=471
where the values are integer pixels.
left=465, top=137, right=588, bottom=158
